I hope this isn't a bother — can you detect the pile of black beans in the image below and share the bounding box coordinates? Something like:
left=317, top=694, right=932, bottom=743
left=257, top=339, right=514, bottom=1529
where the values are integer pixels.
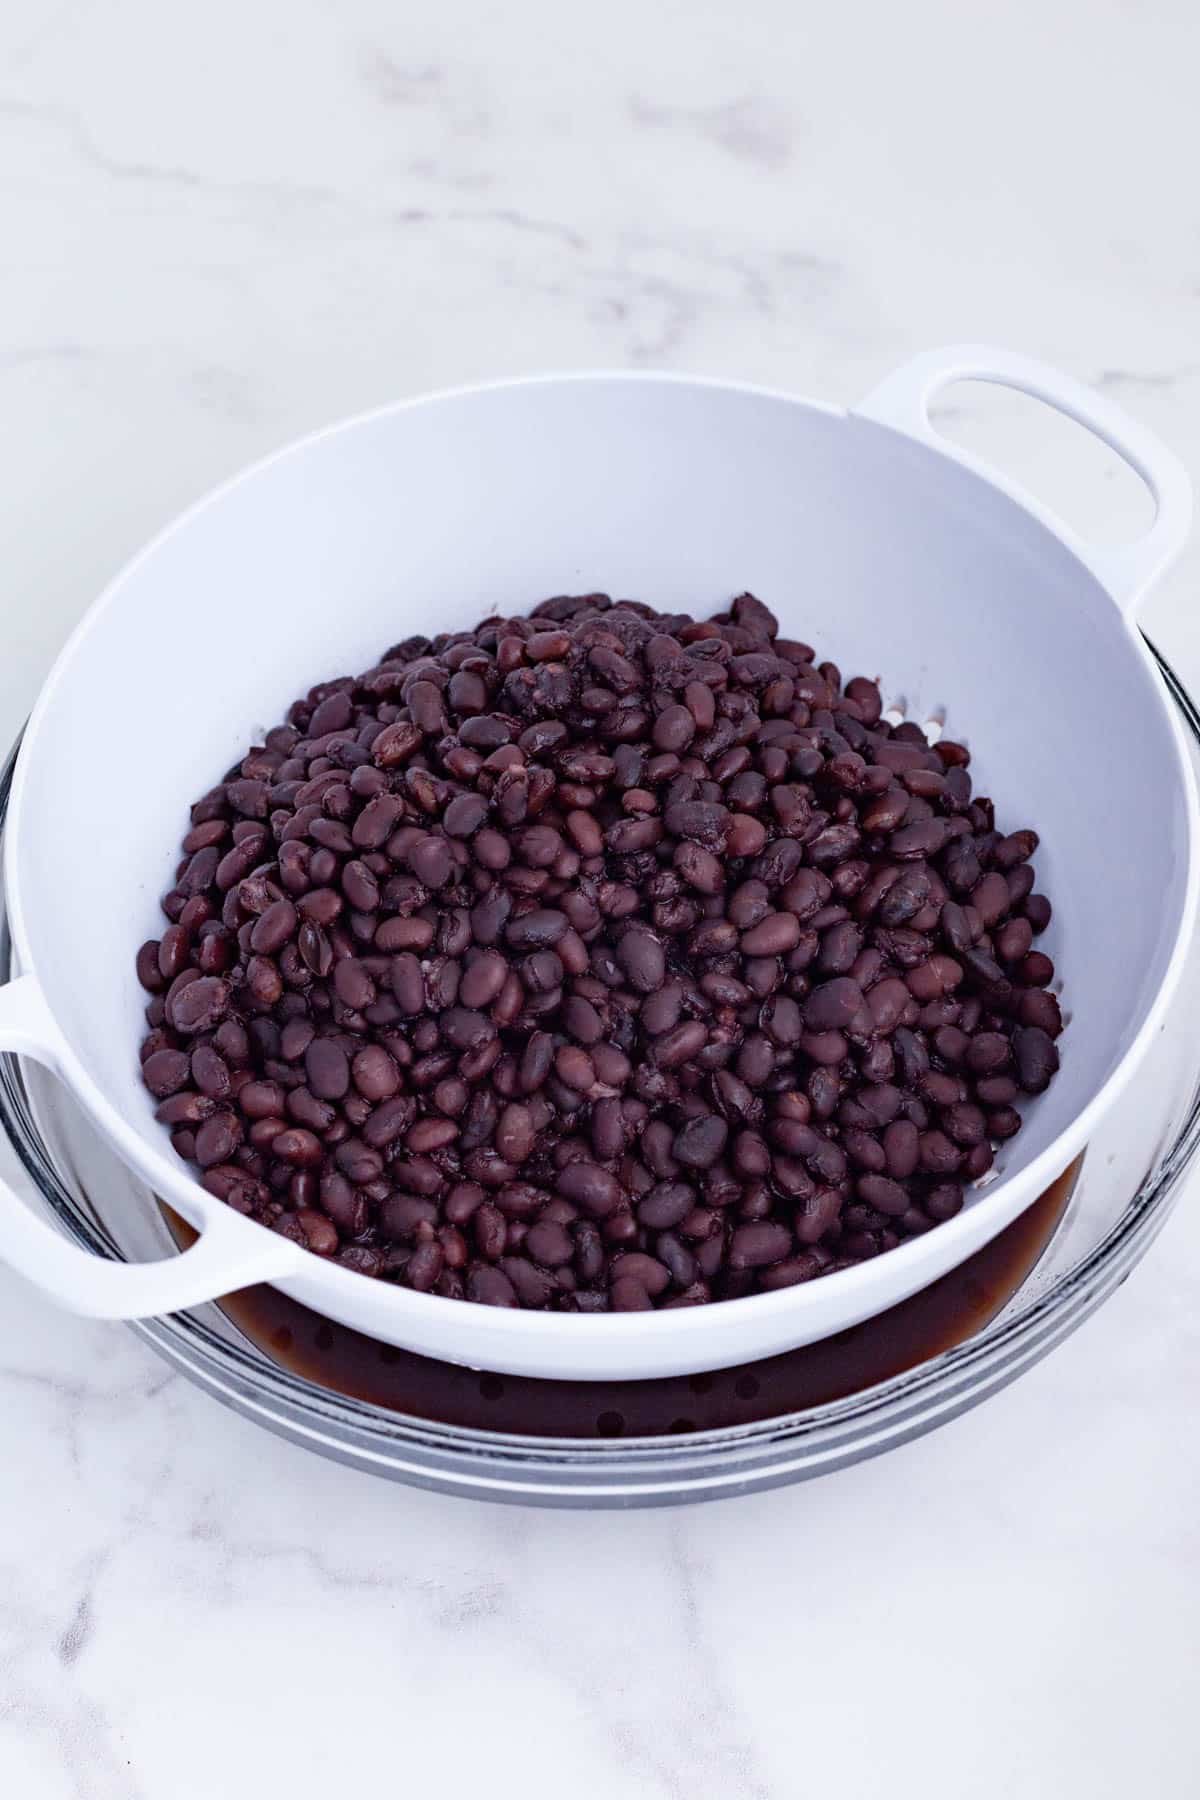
left=136, top=592, right=1062, bottom=1312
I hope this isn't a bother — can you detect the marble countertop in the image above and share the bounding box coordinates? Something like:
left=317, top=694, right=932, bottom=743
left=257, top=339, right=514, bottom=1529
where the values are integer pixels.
left=2, top=2, right=1199, bottom=1794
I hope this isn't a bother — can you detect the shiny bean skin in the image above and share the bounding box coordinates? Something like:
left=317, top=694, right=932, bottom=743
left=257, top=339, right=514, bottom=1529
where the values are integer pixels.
left=306, top=1038, right=350, bottom=1100
left=637, top=1182, right=695, bottom=1230
left=351, top=1045, right=400, bottom=1101
left=729, top=1222, right=792, bottom=1268
left=610, top=1251, right=671, bottom=1295
left=882, top=1119, right=920, bottom=1179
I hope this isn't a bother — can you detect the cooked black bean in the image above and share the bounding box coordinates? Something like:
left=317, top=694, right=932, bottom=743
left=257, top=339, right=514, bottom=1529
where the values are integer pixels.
left=495, top=1102, right=535, bottom=1164
left=389, top=952, right=425, bottom=1016
left=882, top=1118, right=920, bottom=1179
left=272, top=1128, right=323, bottom=1167
left=1012, top=1025, right=1060, bottom=1093
left=1018, top=950, right=1055, bottom=988
left=506, top=908, right=569, bottom=950
left=342, top=860, right=380, bottom=912
left=141, top=590, right=1061, bottom=1307
left=842, top=1128, right=887, bottom=1173
left=466, top=1265, right=518, bottom=1307
left=866, top=976, right=909, bottom=1034
left=1024, top=893, right=1052, bottom=934
left=352, top=1045, right=400, bottom=1101
left=794, top=1186, right=843, bottom=1245
left=637, top=1181, right=695, bottom=1230
left=919, top=1130, right=962, bottom=1175
left=611, top=1275, right=653, bottom=1311
left=610, top=1250, right=672, bottom=1296
left=248, top=898, right=298, bottom=956
left=729, top=1221, right=792, bottom=1268
left=141, top=1048, right=192, bottom=1099
left=803, top=977, right=863, bottom=1032
left=657, top=1232, right=697, bottom=1288
left=156, top=1091, right=214, bottom=1126
left=557, top=1161, right=623, bottom=1217
left=306, top=1038, right=350, bottom=1100
left=166, top=976, right=230, bottom=1035
left=279, top=1016, right=315, bottom=1063
left=297, top=921, right=333, bottom=977
left=194, top=1110, right=241, bottom=1168
left=856, top=1174, right=910, bottom=1216
left=459, top=949, right=507, bottom=1008
left=925, top=1183, right=965, bottom=1222
left=590, top=1096, right=625, bottom=1161
left=673, top=1113, right=728, bottom=1169
left=615, top=924, right=665, bottom=993
left=190, top=1044, right=232, bottom=1100
left=964, top=1146, right=994, bottom=1188
left=1017, top=988, right=1063, bottom=1037
left=238, top=1078, right=284, bottom=1119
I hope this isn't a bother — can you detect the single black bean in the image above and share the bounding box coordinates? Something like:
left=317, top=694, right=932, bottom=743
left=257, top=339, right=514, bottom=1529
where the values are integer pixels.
left=856, top=1174, right=909, bottom=1216
left=306, top=1038, right=350, bottom=1100
left=590, top=1097, right=625, bottom=1162
left=272, top=1128, right=323, bottom=1167
left=882, top=1118, right=919, bottom=1179
left=611, top=1276, right=653, bottom=1311
left=190, top=1044, right=231, bottom=1100
left=919, top=1130, right=962, bottom=1175
left=1012, top=1025, right=1060, bottom=1093
left=638, top=1182, right=695, bottom=1230
left=925, top=1182, right=965, bottom=1221
left=729, top=1222, right=792, bottom=1268
left=616, top=924, right=666, bottom=992
left=352, top=1045, right=400, bottom=1101
left=506, top=908, right=568, bottom=950
left=459, top=949, right=508, bottom=1008
left=467, top=1265, right=518, bottom=1307
left=673, top=1114, right=729, bottom=1169
left=167, top=977, right=230, bottom=1035
left=803, top=976, right=863, bottom=1032
left=794, top=1186, right=841, bottom=1244
left=557, top=1162, right=623, bottom=1217
left=1017, top=989, right=1063, bottom=1037
left=142, top=1048, right=192, bottom=1098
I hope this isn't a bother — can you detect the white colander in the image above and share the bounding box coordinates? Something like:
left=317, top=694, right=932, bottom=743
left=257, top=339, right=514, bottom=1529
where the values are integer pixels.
left=0, top=345, right=1193, bottom=1381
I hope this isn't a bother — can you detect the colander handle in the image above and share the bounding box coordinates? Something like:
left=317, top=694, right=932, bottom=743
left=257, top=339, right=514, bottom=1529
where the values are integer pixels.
left=855, top=344, right=1193, bottom=616
left=0, top=972, right=306, bottom=1319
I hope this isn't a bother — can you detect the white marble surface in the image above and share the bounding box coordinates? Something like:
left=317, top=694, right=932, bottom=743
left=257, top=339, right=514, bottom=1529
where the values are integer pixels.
left=1, top=1, right=1199, bottom=1793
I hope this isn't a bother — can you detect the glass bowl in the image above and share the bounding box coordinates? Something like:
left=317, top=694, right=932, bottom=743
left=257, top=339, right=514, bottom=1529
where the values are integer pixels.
left=1, top=652, right=1198, bottom=1508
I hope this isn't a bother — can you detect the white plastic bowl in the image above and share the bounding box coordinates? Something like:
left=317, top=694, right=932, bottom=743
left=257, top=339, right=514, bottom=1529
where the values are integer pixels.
left=0, top=344, right=1194, bottom=1381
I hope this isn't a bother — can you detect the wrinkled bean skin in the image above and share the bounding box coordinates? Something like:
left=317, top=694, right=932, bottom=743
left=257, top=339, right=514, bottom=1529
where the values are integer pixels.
left=139, top=591, right=1062, bottom=1308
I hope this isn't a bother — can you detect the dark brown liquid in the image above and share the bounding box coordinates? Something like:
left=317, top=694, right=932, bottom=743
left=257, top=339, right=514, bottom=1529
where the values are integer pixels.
left=169, top=1156, right=1080, bottom=1439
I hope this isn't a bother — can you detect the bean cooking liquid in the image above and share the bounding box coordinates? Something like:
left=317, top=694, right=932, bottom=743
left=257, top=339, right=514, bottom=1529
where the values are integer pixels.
left=167, top=1155, right=1079, bottom=1438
